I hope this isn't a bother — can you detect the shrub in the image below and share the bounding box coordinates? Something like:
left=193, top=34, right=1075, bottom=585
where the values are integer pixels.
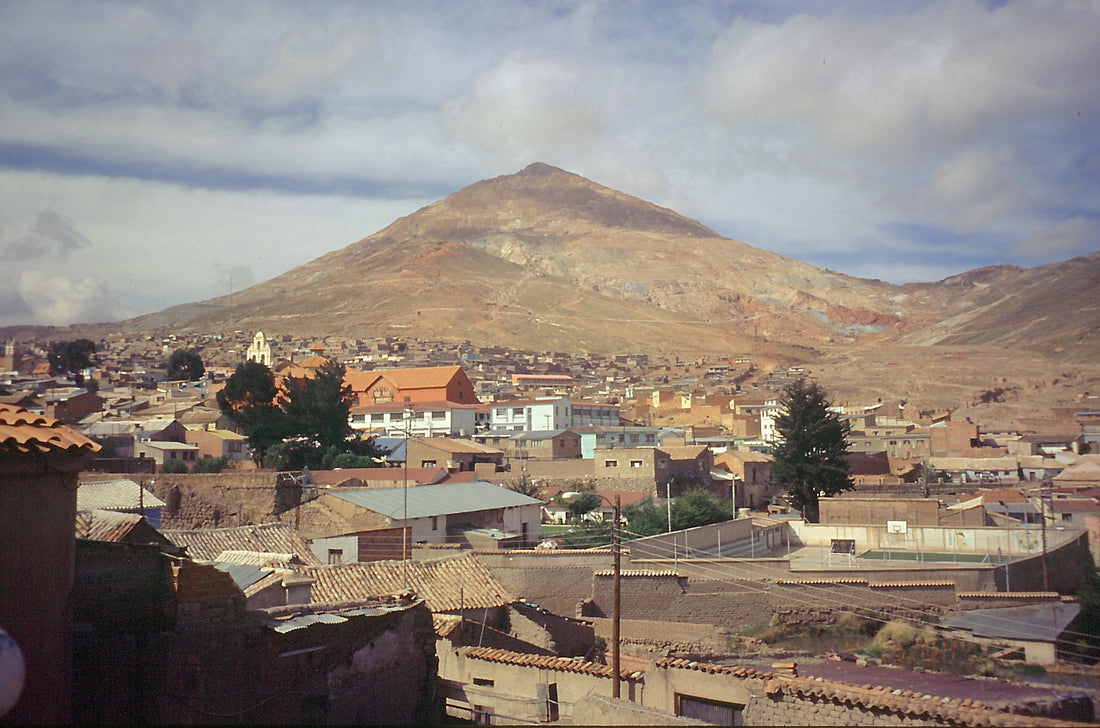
left=872, top=620, right=918, bottom=649
left=192, top=456, right=228, bottom=473
left=160, top=459, right=189, bottom=474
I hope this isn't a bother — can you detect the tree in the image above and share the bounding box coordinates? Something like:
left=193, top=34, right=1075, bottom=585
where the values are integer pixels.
left=770, top=378, right=853, bottom=522
left=167, top=348, right=205, bottom=381
left=624, top=489, right=727, bottom=538
left=217, top=360, right=287, bottom=465
left=160, top=458, right=188, bottom=474
left=281, top=360, right=353, bottom=453
left=48, top=338, right=96, bottom=385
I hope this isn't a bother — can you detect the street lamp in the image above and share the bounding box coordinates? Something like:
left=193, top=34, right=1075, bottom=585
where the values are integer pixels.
left=562, top=490, right=621, bottom=699
left=402, top=406, right=414, bottom=588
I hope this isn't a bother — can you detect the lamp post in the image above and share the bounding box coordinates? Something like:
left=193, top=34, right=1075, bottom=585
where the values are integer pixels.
left=403, top=406, right=414, bottom=588
left=563, top=490, right=621, bottom=698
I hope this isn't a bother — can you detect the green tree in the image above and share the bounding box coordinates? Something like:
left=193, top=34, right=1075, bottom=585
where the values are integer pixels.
left=167, top=348, right=205, bottom=381
left=216, top=360, right=287, bottom=465
left=48, top=338, right=96, bottom=385
left=281, top=360, right=353, bottom=452
left=770, top=378, right=853, bottom=522
left=624, top=489, right=727, bottom=538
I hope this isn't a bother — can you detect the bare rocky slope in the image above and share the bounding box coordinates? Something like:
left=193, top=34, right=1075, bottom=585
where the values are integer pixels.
left=24, top=163, right=1100, bottom=369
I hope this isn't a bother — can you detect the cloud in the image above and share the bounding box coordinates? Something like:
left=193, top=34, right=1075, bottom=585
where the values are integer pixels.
left=7, top=269, right=133, bottom=327
left=1, top=209, right=90, bottom=260
left=1015, top=217, right=1098, bottom=260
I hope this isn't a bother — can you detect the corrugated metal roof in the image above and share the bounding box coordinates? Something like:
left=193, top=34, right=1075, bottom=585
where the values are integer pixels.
left=213, top=561, right=269, bottom=590
left=329, top=481, right=541, bottom=520
left=0, top=403, right=100, bottom=456
left=77, top=479, right=167, bottom=510
left=163, top=523, right=324, bottom=566
left=302, top=553, right=513, bottom=612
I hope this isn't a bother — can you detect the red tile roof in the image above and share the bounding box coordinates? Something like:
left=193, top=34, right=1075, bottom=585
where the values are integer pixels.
left=0, top=403, right=100, bottom=456
left=301, top=553, right=513, bottom=612
left=462, top=646, right=644, bottom=681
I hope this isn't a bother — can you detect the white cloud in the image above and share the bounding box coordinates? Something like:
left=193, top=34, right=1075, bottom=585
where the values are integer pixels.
left=1015, top=216, right=1098, bottom=260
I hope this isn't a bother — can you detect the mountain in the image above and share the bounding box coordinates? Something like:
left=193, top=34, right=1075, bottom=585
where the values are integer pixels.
left=108, top=163, right=1097, bottom=362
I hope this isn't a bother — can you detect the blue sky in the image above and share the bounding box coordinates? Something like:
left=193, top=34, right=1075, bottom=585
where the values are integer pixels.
left=1, top=0, right=1097, bottom=326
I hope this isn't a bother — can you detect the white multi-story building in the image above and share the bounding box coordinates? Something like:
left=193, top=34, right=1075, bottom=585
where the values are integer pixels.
left=349, top=401, right=481, bottom=437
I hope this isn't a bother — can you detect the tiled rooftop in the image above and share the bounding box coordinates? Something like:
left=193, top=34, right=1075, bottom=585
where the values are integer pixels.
left=163, top=522, right=324, bottom=566
left=301, top=553, right=513, bottom=612
left=0, top=403, right=100, bottom=457
left=77, top=479, right=166, bottom=511
left=75, top=509, right=145, bottom=542
left=462, top=646, right=644, bottom=681
left=653, top=658, right=1079, bottom=727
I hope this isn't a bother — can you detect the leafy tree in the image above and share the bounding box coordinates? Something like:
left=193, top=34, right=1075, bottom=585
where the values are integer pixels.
left=84, top=377, right=100, bottom=393
left=167, top=348, right=205, bottom=381
left=217, top=360, right=287, bottom=465
left=48, top=338, right=96, bottom=385
left=770, top=378, right=853, bottom=522
left=624, top=489, right=727, bottom=538
left=558, top=492, right=602, bottom=522
left=160, top=458, right=188, bottom=474
left=281, top=360, right=353, bottom=453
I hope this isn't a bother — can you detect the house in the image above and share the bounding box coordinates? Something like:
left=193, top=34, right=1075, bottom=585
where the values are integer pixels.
left=348, top=400, right=481, bottom=436
left=940, top=602, right=1081, bottom=665
left=659, top=445, right=714, bottom=493
left=573, top=425, right=661, bottom=458
left=136, top=440, right=200, bottom=471
left=498, top=429, right=583, bottom=461
left=405, top=436, right=503, bottom=473
left=312, top=481, right=543, bottom=548
left=488, top=395, right=571, bottom=432
left=42, top=388, right=105, bottom=424
left=183, top=426, right=251, bottom=462
left=0, top=403, right=100, bottom=723
left=345, top=365, right=479, bottom=407
left=77, top=478, right=167, bottom=528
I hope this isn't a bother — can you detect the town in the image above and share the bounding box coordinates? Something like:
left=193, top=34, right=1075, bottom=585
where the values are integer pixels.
left=2, top=330, right=1099, bottom=726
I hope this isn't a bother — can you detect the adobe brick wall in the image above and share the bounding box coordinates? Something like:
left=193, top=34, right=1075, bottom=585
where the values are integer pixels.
left=73, top=600, right=439, bottom=724
left=74, top=539, right=176, bottom=632
left=144, top=472, right=284, bottom=529
left=171, top=560, right=246, bottom=624
left=477, top=551, right=613, bottom=617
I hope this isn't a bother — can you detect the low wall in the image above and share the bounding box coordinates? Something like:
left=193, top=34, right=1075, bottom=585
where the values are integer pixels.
left=630, top=518, right=752, bottom=560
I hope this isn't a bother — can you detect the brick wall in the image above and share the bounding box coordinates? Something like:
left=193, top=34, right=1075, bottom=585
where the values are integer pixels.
left=144, top=472, right=283, bottom=529
left=171, top=560, right=246, bottom=624
left=73, top=600, right=439, bottom=724
left=73, top=539, right=176, bottom=632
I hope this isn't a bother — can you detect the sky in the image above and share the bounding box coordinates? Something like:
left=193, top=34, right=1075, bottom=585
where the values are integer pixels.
left=1, top=0, right=1097, bottom=327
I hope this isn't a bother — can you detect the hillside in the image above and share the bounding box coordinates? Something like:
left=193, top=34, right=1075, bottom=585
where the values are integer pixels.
left=49, top=163, right=1099, bottom=364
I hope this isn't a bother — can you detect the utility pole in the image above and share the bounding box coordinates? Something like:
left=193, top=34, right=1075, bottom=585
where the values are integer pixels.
left=1040, top=480, right=1050, bottom=592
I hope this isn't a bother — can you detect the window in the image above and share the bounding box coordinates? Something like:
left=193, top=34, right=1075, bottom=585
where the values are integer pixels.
left=431, top=410, right=445, bottom=420
left=677, top=694, right=744, bottom=725
left=513, top=407, right=524, bottom=417
left=473, top=677, right=494, bottom=687
left=1062, top=513, right=1073, bottom=522
left=495, top=408, right=507, bottom=418
left=327, top=549, right=343, bottom=565
left=421, top=460, right=437, bottom=467
left=371, top=413, right=385, bottom=423
left=604, top=460, right=618, bottom=468
left=371, top=387, right=393, bottom=404
left=431, top=516, right=438, bottom=531
left=630, top=460, right=643, bottom=468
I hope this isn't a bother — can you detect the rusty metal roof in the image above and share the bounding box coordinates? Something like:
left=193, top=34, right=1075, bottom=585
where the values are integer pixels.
left=0, top=403, right=100, bottom=456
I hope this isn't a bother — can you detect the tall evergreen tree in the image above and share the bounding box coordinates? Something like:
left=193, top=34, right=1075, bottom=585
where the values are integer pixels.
left=281, top=359, right=353, bottom=453
left=771, top=378, right=853, bottom=522
left=166, top=348, right=205, bottom=381
left=216, top=360, right=286, bottom=465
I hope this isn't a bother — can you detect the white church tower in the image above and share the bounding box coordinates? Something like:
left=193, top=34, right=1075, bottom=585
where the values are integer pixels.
left=246, top=331, right=272, bottom=366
